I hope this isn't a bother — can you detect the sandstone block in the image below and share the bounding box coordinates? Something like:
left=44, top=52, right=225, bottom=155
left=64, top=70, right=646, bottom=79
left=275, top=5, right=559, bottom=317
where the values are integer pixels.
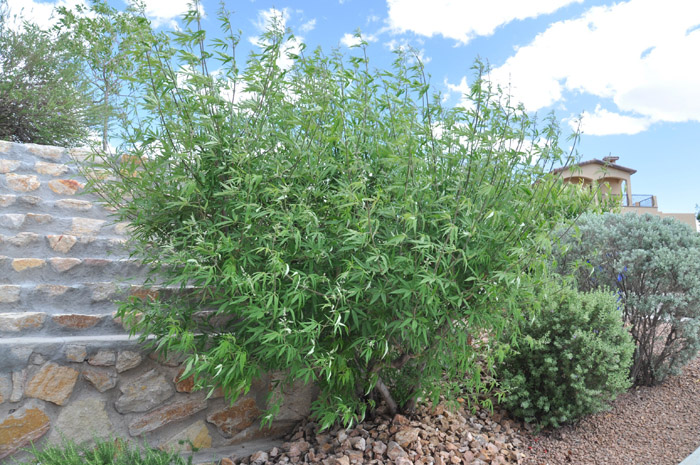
left=7, top=232, right=39, bottom=247
left=10, top=370, right=26, bottom=402
left=25, top=363, right=79, bottom=405
left=0, top=159, right=20, bottom=174
left=115, top=369, right=174, bottom=414
left=18, top=195, right=41, bottom=206
left=0, top=402, right=50, bottom=460
left=6, top=174, right=40, bottom=192
left=83, top=367, right=118, bottom=392
left=55, top=199, right=92, bottom=211
left=0, top=141, right=10, bottom=153
left=26, top=143, right=63, bottom=160
left=53, top=314, right=102, bottom=329
left=128, top=397, right=208, bottom=436
left=48, top=179, right=83, bottom=195
left=49, top=257, right=81, bottom=272
left=90, top=282, right=118, bottom=301
left=36, top=284, right=69, bottom=296
left=25, top=213, right=52, bottom=224
left=88, top=350, right=116, bottom=366
left=0, top=313, right=46, bottom=332
left=46, top=235, right=77, bottom=253
left=69, top=217, right=104, bottom=235
left=12, top=258, right=45, bottom=272
left=0, top=285, right=20, bottom=303
left=0, top=214, right=25, bottom=229
left=48, top=398, right=113, bottom=446
left=159, top=420, right=212, bottom=453
left=116, top=351, right=142, bottom=373
left=0, top=194, right=16, bottom=207
left=35, top=161, right=68, bottom=176
left=206, top=397, right=261, bottom=438
left=65, top=345, right=87, bottom=362
left=0, top=374, right=11, bottom=404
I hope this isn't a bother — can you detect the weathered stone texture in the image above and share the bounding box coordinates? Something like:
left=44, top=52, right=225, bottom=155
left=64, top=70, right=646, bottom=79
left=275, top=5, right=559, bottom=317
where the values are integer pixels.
left=0, top=374, right=11, bottom=403
left=88, top=350, right=116, bottom=366
left=0, top=403, right=50, bottom=460
left=206, top=397, right=261, bottom=438
left=47, top=234, right=77, bottom=253
left=90, top=282, right=118, bottom=301
left=12, top=258, right=46, bottom=272
left=6, top=174, right=40, bottom=192
left=115, top=369, right=174, bottom=414
left=49, top=257, right=82, bottom=272
left=0, top=194, right=16, bottom=207
left=0, top=214, right=25, bottom=229
left=55, top=199, right=92, bottom=211
left=26, top=213, right=52, bottom=224
left=0, top=313, right=46, bottom=332
left=70, top=217, right=104, bottom=235
left=36, top=284, right=69, bottom=296
left=7, top=232, right=39, bottom=247
left=48, top=179, right=83, bottom=195
left=129, top=397, right=208, bottom=436
left=48, top=398, right=113, bottom=446
left=65, top=345, right=87, bottom=362
left=0, top=159, right=20, bottom=173
left=26, top=144, right=63, bottom=160
left=83, top=367, right=118, bottom=392
left=0, top=285, right=20, bottom=303
left=53, top=314, right=102, bottom=329
left=10, top=369, right=26, bottom=402
left=116, top=351, right=142, bottom=373
left=18, top=195, right=41, bottom=206
left=160, top=420, right=212, bottom=453
left=25, top=363, right=79, bottom=405
left=35, top=161, right=68, bottom=176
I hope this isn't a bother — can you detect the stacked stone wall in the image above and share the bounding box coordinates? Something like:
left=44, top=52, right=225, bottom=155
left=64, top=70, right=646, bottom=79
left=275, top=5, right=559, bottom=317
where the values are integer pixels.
left=0, top=141, right=315, bottom=462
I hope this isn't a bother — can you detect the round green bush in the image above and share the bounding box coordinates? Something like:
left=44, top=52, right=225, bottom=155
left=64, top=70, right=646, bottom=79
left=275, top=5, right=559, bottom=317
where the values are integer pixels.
left=499, top=286, right=634, bottom=428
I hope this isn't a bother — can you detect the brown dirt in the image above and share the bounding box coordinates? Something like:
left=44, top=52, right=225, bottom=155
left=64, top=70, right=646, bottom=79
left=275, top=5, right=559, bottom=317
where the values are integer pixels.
left=523, top=356, right=700, bottom=465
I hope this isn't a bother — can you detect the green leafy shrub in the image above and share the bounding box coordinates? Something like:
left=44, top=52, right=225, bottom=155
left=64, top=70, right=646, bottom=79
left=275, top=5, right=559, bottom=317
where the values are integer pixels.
left=556, top=212, right=700, bottom=386
left=499, top=286, right=634, bottom=428
left=89, top=4, right=598, bottom=428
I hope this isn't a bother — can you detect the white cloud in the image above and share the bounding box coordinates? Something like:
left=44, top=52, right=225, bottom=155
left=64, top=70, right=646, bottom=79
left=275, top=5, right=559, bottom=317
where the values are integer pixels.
left=340, top=32, right=377, bottom=48
left=444, top=76, right=471, bottom=107
left=384, top=38, right=431, bottom=63
left=489, top=0, right=700, bottom=131
left=570, top=105, right=653, bottom=136
left=299, top=18, right=316, bottom=33
left=5, top=0, right=86, bottom=29
left=387, top=0, right=582, bottom=44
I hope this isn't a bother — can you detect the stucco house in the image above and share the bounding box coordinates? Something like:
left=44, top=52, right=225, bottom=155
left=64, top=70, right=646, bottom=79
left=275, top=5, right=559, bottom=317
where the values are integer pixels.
left=553, top=156, right=698, bottom=231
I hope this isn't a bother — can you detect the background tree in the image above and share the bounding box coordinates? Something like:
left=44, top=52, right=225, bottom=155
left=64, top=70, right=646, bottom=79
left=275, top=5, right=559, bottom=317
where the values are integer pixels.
left=0, top=0, right=94, bottom=146
left=91, top=6, right=598, bottom=428
left=56, top=0, right=152, bottom=151
left=556, top=212, right=700, bottom=386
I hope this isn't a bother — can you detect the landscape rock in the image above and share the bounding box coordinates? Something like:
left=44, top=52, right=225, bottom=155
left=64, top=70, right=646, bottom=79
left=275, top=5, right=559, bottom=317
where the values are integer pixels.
left=0, top=285, right=20, bottom=303
left=48, top=398, right=113, bottom=445
left=115, top=369, right=174, bottom=413
left=48, top=179, right=83, bottom=195
left=0, top=402, right=50, bottom=460
left=88, top=350, right=116, bottom=366
left=128, top=396, right=208, bottom=436
left=83, top=367, right=118, bottom=392
left=6, top=174, right=40, bottom=192
left=116, top=350, right=142, bottom=373
left=65, top=344, right=87, bottom=362
left=0, top=374, right=11, bottom=403
left=53, top=314, right=102, bottom=329
left=206, top=397, right=261, bottom=438
left=25, top=362, right=79, bottom=405
left=0, top=313, right=46, bottom=332
left=159, top=420, right=212, bottom=453
left=49, top=257, right=82, bottom=272
left=46, top=235, right=77, bottom=253
left=11, top=258, right=45, bottom=271
left=6, top=232, right=38, bottom=246
left=35, top=161, right=68, bottom=176
left=10, top=369, right=26, bottom=402
left=0, top=159, right=20, bottom=173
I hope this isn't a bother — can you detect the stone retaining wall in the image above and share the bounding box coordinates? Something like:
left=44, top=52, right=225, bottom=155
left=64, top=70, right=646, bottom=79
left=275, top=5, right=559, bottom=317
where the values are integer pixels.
left=0, top=141, right=315, bottom=462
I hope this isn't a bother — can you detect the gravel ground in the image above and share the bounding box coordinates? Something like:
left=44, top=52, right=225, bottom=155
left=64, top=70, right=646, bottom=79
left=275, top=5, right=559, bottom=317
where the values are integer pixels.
left=523, top=356, right=700, bottom=465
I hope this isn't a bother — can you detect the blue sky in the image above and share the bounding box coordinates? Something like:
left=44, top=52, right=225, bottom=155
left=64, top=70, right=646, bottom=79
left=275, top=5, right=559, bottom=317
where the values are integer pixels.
left=10, top=0, right=700, bottom=214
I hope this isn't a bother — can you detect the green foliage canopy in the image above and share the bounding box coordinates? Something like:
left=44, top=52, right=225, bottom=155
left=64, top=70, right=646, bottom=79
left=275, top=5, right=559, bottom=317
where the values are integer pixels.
left=557, top=212, right=700, bottom=386
left=0, top=1, right=93, bottom=146
left=93, top=6, right=597, bottom=428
